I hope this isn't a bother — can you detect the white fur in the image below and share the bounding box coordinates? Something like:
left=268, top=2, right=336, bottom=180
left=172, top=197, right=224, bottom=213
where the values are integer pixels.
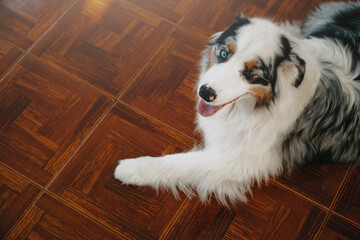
left=114, top=18, right=323, bottom=205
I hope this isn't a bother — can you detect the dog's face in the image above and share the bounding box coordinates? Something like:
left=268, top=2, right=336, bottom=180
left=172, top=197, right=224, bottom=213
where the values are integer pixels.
left=197, top=15, right=306, bottom=117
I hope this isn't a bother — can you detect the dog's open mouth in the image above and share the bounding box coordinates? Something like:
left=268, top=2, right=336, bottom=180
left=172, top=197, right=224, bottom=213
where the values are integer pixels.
left=197, top=94, right=247, bottom=117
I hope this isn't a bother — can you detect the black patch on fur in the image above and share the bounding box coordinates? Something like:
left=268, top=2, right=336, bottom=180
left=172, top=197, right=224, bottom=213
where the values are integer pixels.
left=270, top=36, right=306, bottom=89
left=242, top=59, right=271, bottom=87
left=250, top=78, right=269, bottom=86
left=215, top=15, right=250, bottom=45
left=333, top=5, right=360, bottom=34
left=280, top=36, right=292, bottom=58
left=306, top=4, right=360, bottom=72
left=270, top=36, right=292, bottom=94
left=282, top=69, right=360, bottom=166
left=293, top=54, right=306, bottom=88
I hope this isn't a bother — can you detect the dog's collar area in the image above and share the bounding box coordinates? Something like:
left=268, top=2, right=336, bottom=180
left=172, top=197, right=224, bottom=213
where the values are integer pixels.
left=197, top=93, right=248, bottom=117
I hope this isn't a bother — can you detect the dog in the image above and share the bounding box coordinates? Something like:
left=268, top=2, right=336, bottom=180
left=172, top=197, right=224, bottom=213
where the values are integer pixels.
left=114, top=1, right=360, bottom=205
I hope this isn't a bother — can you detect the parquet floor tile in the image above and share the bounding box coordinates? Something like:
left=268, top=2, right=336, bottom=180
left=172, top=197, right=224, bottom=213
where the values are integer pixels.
left=0, top=41, right=23, bottom=79
left=164, top=183, right=327, bottom=240
left=0, top=0, right=359, bottom=239
left=48, top=103, right=195, bottom=239
left=31, top=0, right=173, bottom=97
left=333, top=165, right=360, bottom=225
left=318, top=214, right=360, bottom=240
left=0, top=164, right=40, bottom=239
left=124, top=0, right=197, bottom=23
left=179, top=0, right=332, bottom=38
left=0, top=0, right=74, bottom=50
left=0, top=55, right=112, bottom=186
left=120, top=28, right=206, bottom=138
left=6, top=193, right=124, bottom=240
left=276, top=164, right=350, bottom=207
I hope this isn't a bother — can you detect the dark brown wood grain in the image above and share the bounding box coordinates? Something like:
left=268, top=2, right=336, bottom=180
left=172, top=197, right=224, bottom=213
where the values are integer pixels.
left=0, top=55, right=112, bottom=186
left=333, top=165, right=360, bottom=224
left=0, top=0, right=74, bottom=49
left=319, top=214, right=360, bottom=240
left=0, top=41, right=22, bottom=78
left=0, top=0, right=358, bottom=239
left=0, top=165, right=40, bottom=239
left=276, top=163, right=350, bottom=207
left=48, top=103, right=195, bottom=239
left=126, top=0, right=197, bottom=23
left=120, top=28, right=206, bottom=139
left=30, top=0, right=173, bottom=97
left=179, top=0, right=333, bottom=38
left=6, top=194, right=123, bottom=240
left=164, top=183, right=327, bottom=240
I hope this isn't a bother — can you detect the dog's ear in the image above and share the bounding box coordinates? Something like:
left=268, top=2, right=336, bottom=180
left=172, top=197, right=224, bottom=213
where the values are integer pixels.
left=209, top=32, right=223, bottom=44
left=280, top=53, right=306, bottom=88
left=234, top=14, right=249, bottom=23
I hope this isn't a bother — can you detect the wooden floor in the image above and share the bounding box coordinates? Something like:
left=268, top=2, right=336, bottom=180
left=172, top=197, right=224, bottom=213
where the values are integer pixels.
left=0, top=0, right=359, bottom=239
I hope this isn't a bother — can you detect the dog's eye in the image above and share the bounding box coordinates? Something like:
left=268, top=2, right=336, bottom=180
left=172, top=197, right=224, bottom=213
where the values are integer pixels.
left=219, top=50, right=228, bottom=61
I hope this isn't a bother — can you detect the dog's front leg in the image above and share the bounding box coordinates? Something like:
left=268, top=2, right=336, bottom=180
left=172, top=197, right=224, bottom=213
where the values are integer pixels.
left=114, top=150, right=211, bottom=186
left=114, top=150, right=253, bottom=203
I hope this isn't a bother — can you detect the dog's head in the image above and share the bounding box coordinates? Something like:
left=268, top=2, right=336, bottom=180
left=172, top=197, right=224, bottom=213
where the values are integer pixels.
left=197, top=15, right=306, bottom=117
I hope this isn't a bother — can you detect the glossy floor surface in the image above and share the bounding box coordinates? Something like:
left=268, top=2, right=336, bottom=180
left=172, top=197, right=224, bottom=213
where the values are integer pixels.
left=0, top=0, right=359, bottom=239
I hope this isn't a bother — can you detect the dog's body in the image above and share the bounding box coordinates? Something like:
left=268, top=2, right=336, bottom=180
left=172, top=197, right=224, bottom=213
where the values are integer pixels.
left=115, top=2, right=360, bottom=205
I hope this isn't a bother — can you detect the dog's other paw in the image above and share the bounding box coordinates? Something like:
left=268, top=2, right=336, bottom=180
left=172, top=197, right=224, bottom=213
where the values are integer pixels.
left=114, top=157, right=153, bottom=185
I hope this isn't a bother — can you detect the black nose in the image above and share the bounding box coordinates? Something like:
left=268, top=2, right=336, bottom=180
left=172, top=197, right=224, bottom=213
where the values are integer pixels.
left=199, top=85, right=217, bottom=102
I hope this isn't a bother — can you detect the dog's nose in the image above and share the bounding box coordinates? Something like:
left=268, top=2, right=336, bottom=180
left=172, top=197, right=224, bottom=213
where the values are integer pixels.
left=199, top=85, right=217, bottom=102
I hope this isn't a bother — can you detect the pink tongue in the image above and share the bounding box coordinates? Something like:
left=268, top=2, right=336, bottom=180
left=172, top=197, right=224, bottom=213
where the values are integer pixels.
left=197, top=100, right=222, bottom=117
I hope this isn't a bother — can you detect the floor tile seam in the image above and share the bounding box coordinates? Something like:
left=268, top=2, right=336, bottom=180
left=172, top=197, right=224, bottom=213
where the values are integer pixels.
left=3, top=0, right=175, bottom=100
left=0, top=0, right=112, bottom=99
left=0, top=95, right=117, bottom=239
left=26, top=0, right=79, bottom=53
left=330, top=210, right=360, bottom=228
left=38, top=189, right=131, bottom=239
left=315, top=209, right=360, bottom=239
left=314, top=210, right=332, bottom=240
left=116, top=0, right=202, bottom=101
left=0, top=42, right=27, bottom=83
left=119, top=0, right=176, bottom=25
left=117, top=24, right=176, bottom=100
left=24, top=52, right=116, bottom=100
left=0, top=160, right=45, bottom=190
left=271, top=180, right=330, bottom=212
left=0, top=0, right=78, bottom=54
left=0, top=103, right=120, bottom=239
left=0, top=38, right=26, bottom=52
left=43, top=100, right=117, bottom=193
left=176, top=0, right=201, bottom=27
left=327, top=164, right=352, bottom=212
left=159, top=197, right=190, bottom=240
left=117, top=100, right=199, bottom=145
left=4, top=189, right=45, bottom=240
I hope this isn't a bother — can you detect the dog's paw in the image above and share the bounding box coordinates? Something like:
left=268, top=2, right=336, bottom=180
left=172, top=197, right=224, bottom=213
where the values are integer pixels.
left=114, top=157, right=153, bottom=185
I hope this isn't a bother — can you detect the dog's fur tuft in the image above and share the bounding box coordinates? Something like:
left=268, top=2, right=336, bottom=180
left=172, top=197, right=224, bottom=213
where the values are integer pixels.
left=114, top=2, right=360, bottom=206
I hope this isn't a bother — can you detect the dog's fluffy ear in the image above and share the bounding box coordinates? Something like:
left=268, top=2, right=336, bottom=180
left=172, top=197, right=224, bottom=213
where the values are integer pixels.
left=280, top=53, right=306, bottom=88
left=209, top=32, right=223, bottom=43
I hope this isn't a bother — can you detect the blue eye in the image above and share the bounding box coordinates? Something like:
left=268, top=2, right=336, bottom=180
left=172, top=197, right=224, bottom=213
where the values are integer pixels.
left=220, top=50, right=228, bottom=60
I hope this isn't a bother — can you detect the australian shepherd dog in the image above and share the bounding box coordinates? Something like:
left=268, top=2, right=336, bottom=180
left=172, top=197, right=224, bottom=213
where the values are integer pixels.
left=115, top=2, right=360, bottom=205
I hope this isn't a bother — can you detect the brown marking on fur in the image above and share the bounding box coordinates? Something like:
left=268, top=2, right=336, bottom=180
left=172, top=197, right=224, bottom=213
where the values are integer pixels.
left=250, top=87, right=273, bottom=108
left=208, top=45, right=216, bottom=69
left=227, top=39, right=237, bottom=55
left=244, top=60, right=259, bottom=69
